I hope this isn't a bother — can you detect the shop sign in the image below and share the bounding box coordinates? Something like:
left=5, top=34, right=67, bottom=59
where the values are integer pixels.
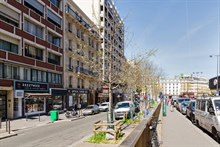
left=14, top=81, right=48, bottom=91
left=14, top=90, right=24, bottom=98
left=68, top=89, right=88, bottom=94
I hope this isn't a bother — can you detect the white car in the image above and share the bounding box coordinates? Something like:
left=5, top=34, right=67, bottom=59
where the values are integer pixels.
left=99, top=102, right=109, bottom=112
left=114, top=101, right=135, bottom=120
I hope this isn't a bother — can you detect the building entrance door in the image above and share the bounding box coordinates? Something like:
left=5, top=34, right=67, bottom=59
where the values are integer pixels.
left=0, top=95, right=7, bottom=119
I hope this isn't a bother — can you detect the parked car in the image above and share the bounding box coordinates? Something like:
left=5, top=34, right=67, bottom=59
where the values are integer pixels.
left=114, top=101, right=135, bottom=120
left=180, top=101, right=190, bottom=115
left=99, top=102, right=109, bottom=112
left=82, top=104, right=100, bottom=115
left=195, top=97, right=220, bottom=143
left=186, top=100, right=196, bottom=122
left=176, top=98, right=190, bottom=111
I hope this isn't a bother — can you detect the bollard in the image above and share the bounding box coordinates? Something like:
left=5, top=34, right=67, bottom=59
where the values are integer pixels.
left=6, top=119, right=8, bottom=132
left=39, top=113, right=40, bottom=122
left=163, top=100, right=167, bottom=117
left=26, top=114, right=28, bottom=121
left=8, top=119, right=10, bottom=134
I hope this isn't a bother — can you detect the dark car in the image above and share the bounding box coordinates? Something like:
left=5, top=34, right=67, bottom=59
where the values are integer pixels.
left=186, top=100, right=196, bottom=122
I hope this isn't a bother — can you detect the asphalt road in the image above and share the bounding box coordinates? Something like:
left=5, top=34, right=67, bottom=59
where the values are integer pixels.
left=162, top=107, right=219, bottom=147
left=0, top=112, right=107, bottom=147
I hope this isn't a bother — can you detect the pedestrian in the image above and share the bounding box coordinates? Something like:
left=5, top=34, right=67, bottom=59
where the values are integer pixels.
left=145, top=103, right=149, bottom=116
left=170, top=99, right=174, bottom=112
left=74, top=103, right=78, bottom=115
left=77, top=103, right=81, bottom=116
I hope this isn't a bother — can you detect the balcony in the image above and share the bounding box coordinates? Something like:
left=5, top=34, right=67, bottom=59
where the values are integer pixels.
left=75, top=66, right=98, bottom=77
left=48, top=58, right=60, bottom=65
left=68, top=65, right=74, bottom=71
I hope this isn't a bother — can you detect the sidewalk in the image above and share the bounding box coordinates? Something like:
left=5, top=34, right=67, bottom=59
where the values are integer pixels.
left=0, top=112, right=85, bottom=140
left=161, top=106, right=219, bottom=147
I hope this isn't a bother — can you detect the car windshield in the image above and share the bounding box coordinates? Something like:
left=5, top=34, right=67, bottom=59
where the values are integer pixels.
left=214, top=100, right=220, bottom=111
left=86, top=106, right=93, bottom=109
left=101, top=104, right=108, bottom=106
left=116, top=103, right=129, bottom=108
left=184, top=99, right=190, bottom=102
left=178, top=99, right=184, bottom=103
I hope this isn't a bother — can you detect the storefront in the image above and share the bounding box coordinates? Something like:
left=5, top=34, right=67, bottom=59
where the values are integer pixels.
left=67, top=89, right=89, bottom=109
left=14, top=81, right=50, bottom=117
left=48, top=88, right=67, bottom=113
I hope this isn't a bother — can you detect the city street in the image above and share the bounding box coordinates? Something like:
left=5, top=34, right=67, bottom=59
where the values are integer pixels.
left=162, top=107, right=219, bottom=147
left=0, top=112, right=107, bottom=147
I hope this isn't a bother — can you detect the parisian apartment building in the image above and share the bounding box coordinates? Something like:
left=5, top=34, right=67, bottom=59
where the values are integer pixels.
left=74, top=0, right=125, bottom=104
left=64, top=0, right=101, bottom=109
left=160, top=74, right=211, bottom=98
left=0, top=0, right=104, bottom=119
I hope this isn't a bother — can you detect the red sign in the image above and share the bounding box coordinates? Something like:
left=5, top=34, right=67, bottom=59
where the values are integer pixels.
left=101, top=85, right=109, bottom=89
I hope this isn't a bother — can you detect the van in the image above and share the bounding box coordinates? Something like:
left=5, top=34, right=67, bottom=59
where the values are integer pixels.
left=194, top=97, right=220, bottom=143
left=114, top=101, right=135, bottom=120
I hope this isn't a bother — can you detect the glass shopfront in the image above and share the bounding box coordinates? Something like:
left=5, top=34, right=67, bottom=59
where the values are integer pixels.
left=25, top=97, right=45, bottom=113
left=68, top=89, right=89, bottom=109
left=47, top=96, right=63, bottom=112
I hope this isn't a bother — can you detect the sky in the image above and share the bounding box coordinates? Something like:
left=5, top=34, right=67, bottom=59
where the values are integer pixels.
left=115, top=0, right=220, bottom=79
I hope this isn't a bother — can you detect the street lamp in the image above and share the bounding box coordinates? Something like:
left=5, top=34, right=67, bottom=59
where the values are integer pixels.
left=210, top=55, right=220, bottom=96
left=192, top=72, right=202, bottom=98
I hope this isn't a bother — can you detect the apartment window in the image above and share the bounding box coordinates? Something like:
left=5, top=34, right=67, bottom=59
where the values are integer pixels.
left=0, top=39, right=18, bottom=54
left=47, top=9, right=61, bottom=28
left=0, top=12, right=19, bottom=27
left=0, top=63, right=3, bottom=78
left=48, top=72, right=52, bottom=83
left=69, top=76, right=72, bottom=86
left=25, top=44, right=43, bottom=60
left=31, top=69, right=37, bottom=81
left=68, top=23, right=72, bottom=32
left=24, top=19, right=43, bottom=39
left=81, top=32, right=84, bottom=41
left=48, top=32, right=61, bottom=47
left=24, top=0, right=44, bottom=16
left=50, top=0, right=60, bottom=8
left=24, top=68, right=31, bottom=81
left=77, top=78, right=80, bottom=88
left=69, top=40, right=72, bottom=50
left=77, top=29, right=80, bottom=38
left=48, top=52, right=60, bottom=65
left=88, top=37, right=91, bottom=46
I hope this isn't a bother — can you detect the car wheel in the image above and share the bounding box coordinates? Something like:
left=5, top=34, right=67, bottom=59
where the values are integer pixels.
left=92, top=111, right=95, bottom=115
left=196, top=120, right=200, bottom=128
left=190, top=114, right=194, bottom=123
left=212, top=127, right=220, bottom=143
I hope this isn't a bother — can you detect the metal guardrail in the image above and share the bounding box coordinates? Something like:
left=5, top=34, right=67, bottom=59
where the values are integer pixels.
left=119, top=102, right=162, bottom=147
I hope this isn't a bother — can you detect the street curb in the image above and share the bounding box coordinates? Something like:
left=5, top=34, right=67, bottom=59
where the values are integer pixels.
left=0, top=132, right=17, bottom=140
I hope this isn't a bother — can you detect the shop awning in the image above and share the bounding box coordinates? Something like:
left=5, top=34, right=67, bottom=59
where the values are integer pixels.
left=25, top=93, right=51, bottom=98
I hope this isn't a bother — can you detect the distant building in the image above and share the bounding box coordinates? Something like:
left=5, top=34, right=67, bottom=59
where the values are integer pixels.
left=161, top=74, right=211, bottom=98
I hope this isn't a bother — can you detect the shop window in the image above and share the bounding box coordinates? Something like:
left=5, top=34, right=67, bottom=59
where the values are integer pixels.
left=25, top=97, right=45, bottom=113
left=53, top=96, right=63, bottom=110
left=14, top=98, right=18, bottom=111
